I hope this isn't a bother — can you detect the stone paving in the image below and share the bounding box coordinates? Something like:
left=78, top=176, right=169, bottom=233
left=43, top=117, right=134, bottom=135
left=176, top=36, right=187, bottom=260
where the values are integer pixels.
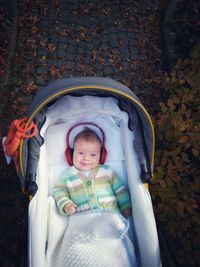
left=10, top=0, right=161, bottom=111
left=0, top=1, right=164, bottom=266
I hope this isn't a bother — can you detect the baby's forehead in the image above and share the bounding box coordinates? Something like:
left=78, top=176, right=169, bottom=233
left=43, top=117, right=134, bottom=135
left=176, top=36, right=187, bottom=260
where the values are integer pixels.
left=73, top=138, right=101, bottom=153
left=74, top=137, right=100, bottom=146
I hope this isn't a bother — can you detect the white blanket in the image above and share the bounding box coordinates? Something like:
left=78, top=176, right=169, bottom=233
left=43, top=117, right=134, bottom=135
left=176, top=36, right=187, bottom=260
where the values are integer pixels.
left=46, top=201, right=137, bottom=267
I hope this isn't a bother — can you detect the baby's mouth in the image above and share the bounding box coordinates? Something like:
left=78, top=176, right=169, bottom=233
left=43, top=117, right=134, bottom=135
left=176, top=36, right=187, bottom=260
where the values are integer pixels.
left=80, top=162, right=90, bottom=166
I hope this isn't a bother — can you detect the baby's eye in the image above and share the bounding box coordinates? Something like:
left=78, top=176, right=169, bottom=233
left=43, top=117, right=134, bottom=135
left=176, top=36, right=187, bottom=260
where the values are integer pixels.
left=78, top=152, right=84, bottom=155
left=91, top=153, right=97, bottom=157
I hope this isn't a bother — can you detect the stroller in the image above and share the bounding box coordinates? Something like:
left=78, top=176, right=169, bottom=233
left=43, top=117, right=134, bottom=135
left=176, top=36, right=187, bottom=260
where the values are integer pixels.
left=4, top=77, right=162, bottom=267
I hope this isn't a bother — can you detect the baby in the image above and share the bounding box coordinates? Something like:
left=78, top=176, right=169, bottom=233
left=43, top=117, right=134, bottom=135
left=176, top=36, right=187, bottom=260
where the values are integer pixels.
left=53, top=129, right=132, bottom=218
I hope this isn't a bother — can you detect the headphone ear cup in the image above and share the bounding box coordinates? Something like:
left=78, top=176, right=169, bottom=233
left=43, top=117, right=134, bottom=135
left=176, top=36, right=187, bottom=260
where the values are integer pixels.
left=100, top=147, right=107, bottom=164
left=65, top=148, right=73, bottom=166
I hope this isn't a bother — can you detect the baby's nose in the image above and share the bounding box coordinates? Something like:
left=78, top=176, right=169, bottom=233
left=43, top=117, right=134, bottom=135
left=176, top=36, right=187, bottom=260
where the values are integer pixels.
left=84, top=154, right=91, bottom=160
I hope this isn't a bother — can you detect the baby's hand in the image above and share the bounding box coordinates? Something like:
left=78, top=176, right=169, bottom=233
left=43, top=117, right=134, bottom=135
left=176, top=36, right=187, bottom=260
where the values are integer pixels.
left=64, top=203, right=77, bottom=215
left=122, top=208, right=132, bottom=218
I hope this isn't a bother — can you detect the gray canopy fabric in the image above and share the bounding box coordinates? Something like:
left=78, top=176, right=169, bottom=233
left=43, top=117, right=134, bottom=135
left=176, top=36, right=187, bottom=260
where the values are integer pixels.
left=18, top=77, right=155, bottom=194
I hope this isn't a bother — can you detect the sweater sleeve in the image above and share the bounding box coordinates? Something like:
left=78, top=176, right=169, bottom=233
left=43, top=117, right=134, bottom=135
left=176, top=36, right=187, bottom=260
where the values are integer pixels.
left=53, top=173, right=73, bottom=215
left=111, top=171, right=132, bottom=212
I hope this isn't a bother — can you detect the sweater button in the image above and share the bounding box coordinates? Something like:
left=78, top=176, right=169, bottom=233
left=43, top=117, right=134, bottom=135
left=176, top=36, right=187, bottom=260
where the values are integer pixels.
left=86, top=180, right=92, bottom=186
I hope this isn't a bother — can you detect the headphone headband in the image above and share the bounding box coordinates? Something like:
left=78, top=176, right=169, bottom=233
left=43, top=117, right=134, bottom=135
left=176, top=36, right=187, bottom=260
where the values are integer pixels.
left=66, top=122, right=105, bottom=149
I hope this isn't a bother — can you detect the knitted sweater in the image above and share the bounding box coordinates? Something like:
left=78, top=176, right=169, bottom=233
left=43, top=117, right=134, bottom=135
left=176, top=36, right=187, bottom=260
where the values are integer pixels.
left=53, top=165, right=132, bottom=215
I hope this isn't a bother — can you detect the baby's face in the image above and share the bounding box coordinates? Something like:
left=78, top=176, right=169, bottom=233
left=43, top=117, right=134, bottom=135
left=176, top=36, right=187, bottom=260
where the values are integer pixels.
left=73, top=138, right=101, bottom=171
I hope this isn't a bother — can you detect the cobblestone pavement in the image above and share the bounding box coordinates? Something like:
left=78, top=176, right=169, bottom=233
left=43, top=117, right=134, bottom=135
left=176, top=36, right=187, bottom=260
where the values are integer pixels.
left=0, top=0, right=163, bottom=266
left=10, top=0, right=161, bottom=111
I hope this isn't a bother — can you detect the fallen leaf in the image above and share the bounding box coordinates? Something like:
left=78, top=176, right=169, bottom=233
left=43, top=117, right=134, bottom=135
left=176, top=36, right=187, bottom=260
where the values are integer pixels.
left=49, top=65, right=63, bottom=78
left=48, top=43, right=57, bottom=52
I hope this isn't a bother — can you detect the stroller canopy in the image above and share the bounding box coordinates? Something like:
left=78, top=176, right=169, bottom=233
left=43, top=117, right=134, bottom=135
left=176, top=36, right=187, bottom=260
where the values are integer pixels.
left=19, top=77, right=155, bottom=189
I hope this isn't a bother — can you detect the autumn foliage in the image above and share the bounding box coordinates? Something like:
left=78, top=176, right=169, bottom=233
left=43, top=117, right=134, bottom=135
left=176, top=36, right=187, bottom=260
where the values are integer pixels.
left=151, top=45, right=200, bottom=267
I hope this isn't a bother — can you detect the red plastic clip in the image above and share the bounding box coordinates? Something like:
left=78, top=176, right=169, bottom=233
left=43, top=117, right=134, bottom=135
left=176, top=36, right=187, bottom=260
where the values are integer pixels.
left=3, top=117, right=38, bottom=169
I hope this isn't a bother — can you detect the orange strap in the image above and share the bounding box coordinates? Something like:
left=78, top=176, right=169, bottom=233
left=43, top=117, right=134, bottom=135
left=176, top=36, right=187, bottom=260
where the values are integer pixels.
left=4, top=117, right=38, bottom=169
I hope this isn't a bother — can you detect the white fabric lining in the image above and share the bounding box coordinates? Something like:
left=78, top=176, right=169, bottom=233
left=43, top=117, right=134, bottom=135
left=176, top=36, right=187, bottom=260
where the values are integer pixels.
left=28, top=95, right=161, bottom=267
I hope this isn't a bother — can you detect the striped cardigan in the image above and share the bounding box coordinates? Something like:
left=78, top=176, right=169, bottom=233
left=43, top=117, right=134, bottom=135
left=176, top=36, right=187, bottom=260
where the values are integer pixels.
left=53, top=165, right=132, bottom=215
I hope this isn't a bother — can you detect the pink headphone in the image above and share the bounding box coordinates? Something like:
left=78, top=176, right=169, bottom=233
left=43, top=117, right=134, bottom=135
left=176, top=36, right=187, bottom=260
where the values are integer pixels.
left=65, top=122, right=107, bottom=166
